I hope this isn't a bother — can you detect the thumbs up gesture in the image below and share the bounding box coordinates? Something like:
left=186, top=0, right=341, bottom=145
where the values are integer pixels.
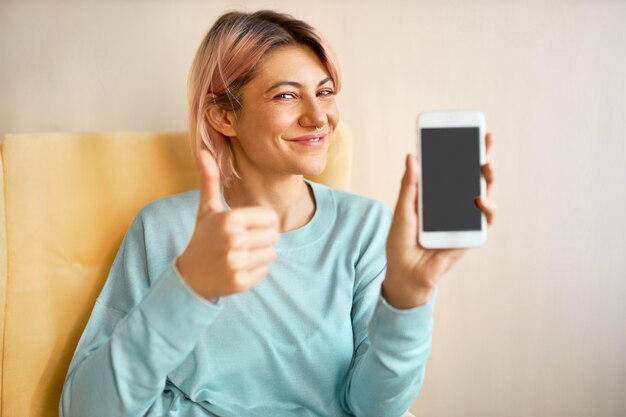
left=175, top=147, right=280, bottom=300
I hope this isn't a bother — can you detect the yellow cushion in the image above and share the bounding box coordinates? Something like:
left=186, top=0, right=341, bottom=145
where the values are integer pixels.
left=0, top=123, right=351, bottom=416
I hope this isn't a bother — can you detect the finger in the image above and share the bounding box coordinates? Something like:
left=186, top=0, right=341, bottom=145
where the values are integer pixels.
left=485, top=132, right=494, bottom=157
left=241, top=247, right=277, bottom=271
left=231, top=228, right=280, bottom=250
left=390, top=154, right=420, bottom=246
left=241, top=265, right=270, bottom=288
left=481, top=163, right=495, bottom=198
left=437, top=248, right=467, bottom=260
left=430, top=248, right=467, bottom=275
left=393, top=154, right=419, bottom=222
left=226, top=206, right=279, bottom=230
left=197, top=146, right=225, bottom=216
left=475, top=196, right=497, bottom=226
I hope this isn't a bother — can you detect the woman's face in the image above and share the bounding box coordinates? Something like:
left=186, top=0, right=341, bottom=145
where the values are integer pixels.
left=227, top=45, right=339, bottom=179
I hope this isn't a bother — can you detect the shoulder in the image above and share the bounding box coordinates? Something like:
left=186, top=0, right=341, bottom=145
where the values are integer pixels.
left=125, top=189, right=198, bottom=252
left=135, top=189, right=199, bottom=228
left=123, top=190, right=199, bottom=279
left=139, top=189, right=199, bottom=219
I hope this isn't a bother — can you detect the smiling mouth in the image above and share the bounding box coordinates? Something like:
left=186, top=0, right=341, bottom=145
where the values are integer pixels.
left=284, top=134, right=327, bottom=147
left=286, top=133, right=326, bottom=142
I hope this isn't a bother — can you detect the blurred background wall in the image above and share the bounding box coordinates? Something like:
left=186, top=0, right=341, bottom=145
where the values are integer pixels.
left=1, top=0, right=625, bottom=416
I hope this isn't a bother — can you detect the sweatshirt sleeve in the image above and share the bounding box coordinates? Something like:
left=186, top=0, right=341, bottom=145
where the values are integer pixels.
left=59, top=210, right=224, bottom=417
left=341, top=204, right=437, bottom=417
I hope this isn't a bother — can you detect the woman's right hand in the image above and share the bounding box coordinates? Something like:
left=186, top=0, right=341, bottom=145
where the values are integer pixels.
left=175, top=147, right=279, bottom=300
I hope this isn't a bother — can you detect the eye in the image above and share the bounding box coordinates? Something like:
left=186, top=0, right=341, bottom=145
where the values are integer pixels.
left=317, top=89, right=334, bottom=97
left=275, top=92, right=297, bottom=100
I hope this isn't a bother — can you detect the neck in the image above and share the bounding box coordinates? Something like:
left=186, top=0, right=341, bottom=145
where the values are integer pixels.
left=223, top=173, right=315, bottom=233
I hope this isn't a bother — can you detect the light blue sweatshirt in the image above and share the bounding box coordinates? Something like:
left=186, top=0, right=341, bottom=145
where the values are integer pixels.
left=60, top=179, right=436, bottom=417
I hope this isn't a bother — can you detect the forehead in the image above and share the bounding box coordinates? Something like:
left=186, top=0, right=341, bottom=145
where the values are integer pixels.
left=252, top=45, right=330, bottom=86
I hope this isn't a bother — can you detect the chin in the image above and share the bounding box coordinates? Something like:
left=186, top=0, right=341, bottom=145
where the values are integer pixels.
left=298, top=167, right=326, bottom=178
left=302, top=168, right=326, bottom=178
left=299, top=158, right=328, bottom=177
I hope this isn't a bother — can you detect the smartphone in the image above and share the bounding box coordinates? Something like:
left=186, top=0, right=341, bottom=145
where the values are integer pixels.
left=416, top=111, right=487, bottom=248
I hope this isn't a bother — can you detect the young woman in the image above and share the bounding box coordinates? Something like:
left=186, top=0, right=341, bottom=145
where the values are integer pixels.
left=60, top=10, right=496, bottom=417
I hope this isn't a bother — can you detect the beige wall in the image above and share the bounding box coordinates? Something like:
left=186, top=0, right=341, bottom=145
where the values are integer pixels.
left=2, top=0, right=625, bottom=416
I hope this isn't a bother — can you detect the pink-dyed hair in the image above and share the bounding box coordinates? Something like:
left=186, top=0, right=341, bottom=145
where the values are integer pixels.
left=187, top=10, right=342, bottom=186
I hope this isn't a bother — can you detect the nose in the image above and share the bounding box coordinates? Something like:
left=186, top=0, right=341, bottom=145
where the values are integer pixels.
left=298, top=96, right=327, bottom=130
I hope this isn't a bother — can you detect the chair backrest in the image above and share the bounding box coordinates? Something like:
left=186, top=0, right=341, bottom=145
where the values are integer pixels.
left=0, top=122, right=352, bottom=417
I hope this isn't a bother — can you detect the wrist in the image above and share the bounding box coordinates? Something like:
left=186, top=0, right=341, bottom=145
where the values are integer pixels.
left=381, top=275, right=435, bottom=309
left=175, top=254, right=191, bottom=281
left=175, top=254, right=204, bottom=298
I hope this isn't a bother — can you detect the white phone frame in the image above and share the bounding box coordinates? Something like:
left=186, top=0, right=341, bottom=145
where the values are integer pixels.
left=416, top=111, right=487, bottom=249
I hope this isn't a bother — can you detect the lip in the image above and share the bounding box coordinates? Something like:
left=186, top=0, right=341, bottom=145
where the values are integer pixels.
left=284, top=133, right=327, bottom=146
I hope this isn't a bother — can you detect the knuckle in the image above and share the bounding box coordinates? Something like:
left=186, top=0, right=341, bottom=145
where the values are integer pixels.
left=226, top=278, right=241, bottom=293
left=232, top=271, right=250, bottom=291
left=225, top=251, right=240, bottom=271
left=224, top=232, right=240, bottom=249
left=250, top=267, right=268, bottom=283
left=268, top=210, right=279, bottom=225
left=223, top=211, right=240, bottom=228
left=259, top=206, right=278, bottom=218
left=218, top=219, right=233, bottom=237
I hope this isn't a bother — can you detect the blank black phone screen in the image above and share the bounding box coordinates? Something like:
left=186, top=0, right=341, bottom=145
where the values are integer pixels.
left=421, top=127, right=482, bottom=231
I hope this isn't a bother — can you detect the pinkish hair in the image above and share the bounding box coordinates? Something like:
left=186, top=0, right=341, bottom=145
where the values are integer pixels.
left=187, top=10, right=342, bottom=186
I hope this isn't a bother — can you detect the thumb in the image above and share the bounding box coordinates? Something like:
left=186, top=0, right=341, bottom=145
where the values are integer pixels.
left=390, top=154, right=420, bottom=245
left=197, top=146, right=225, bottom=216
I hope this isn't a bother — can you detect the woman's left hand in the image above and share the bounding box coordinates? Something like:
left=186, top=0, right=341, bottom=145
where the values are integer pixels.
left=382, top=133, right=497, bottom=309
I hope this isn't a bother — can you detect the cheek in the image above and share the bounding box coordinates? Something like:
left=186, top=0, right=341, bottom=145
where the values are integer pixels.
left=326, top=102, right=340, bottom=127
left=237, top=110, right=292, bottom=151
left=252, top=107, right=295, bottom=135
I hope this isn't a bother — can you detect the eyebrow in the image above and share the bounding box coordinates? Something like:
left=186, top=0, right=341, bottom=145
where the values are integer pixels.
left=265, top=76, right=334, bottom=93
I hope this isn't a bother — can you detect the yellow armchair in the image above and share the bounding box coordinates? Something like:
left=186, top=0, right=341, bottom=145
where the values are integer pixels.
left=0, top=123, right=352, bottom=416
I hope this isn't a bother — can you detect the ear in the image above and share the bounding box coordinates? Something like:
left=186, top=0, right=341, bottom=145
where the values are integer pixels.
left=206, top=105, right=238, bottom=138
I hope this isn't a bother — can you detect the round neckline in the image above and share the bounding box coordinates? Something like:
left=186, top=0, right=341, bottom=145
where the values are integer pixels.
left=219, top=179, right=335, bottom=251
